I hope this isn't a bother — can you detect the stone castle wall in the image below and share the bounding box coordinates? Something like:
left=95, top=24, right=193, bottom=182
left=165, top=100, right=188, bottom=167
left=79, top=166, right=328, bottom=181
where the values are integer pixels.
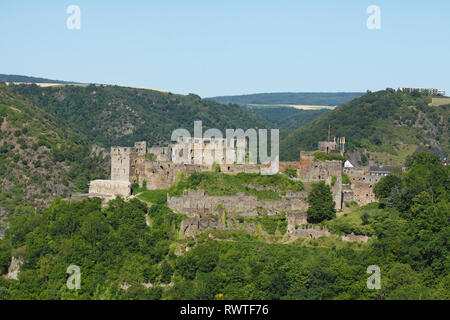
left=348, top=173, right=380, bottom=206
left=318, top=141, right=337, bottom=154
left=288, top=225, right=331, bottom=239
left=89, top=180, right=131, bottom=198
left=341, top=233, right=370, bottom=243
left=167, top=190, right=308, bottom=217
left=148, top=146, right=172, bottom=161
left=135, top=162, right=206, bottom=190
left=298, top=152, right=342, bottom=181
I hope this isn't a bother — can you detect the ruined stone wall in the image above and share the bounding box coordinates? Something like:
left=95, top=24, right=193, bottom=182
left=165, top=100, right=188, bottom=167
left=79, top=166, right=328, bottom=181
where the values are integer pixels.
left=318, top=141, right=337, bottom=154
left=89, top=180, right=131, bottom=198
left=298, top=152, right=342, bottom=182
left=134, top=141, right=147, bottom=156
left=330, top=175, right=343, bottom=210
left=342, top=183, right=354, bottom=204
left=348, top=173, right=380, bottom=206
left=148, top=146, right=172, bottom=161
left=167, top=190, right=308, bottom=217
left=341, top=233, right=370, bottom=243
left=279, top=162, right=302, bottom=176
left=219, top=163, right=260, bottom=174
left=135, top=161, right=206, bottom=190
left=287, top=225, right=331, bottom=239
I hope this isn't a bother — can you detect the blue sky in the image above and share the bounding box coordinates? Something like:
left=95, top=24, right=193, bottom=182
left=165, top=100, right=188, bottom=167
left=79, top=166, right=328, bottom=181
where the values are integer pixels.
left=1, top=0, right=449, bottom=97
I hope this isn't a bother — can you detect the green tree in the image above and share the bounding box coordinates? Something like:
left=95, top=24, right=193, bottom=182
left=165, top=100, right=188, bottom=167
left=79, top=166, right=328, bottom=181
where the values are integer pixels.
left=307, top=181, right=336, bottom=223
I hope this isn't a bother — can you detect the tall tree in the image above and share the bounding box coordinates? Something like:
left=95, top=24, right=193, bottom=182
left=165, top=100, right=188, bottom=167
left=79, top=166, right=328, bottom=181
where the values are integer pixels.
left=307, top=181, right=336, bottom=223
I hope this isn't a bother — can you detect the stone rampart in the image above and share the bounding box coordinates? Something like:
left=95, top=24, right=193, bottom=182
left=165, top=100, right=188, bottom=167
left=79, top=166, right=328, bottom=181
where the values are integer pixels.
left=89, top=180, right=131, bottom=198
left=168, top=190, right=308, bottom=217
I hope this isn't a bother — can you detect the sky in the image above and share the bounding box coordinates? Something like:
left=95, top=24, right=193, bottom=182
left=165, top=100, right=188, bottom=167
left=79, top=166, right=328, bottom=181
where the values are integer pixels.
left=1, top=0, right=449, bottom=97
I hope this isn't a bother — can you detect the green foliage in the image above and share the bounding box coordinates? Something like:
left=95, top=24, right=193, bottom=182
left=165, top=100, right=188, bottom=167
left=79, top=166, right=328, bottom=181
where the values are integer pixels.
left=0, top=198, right=186, bottom=299
left=307, top=182, right=336, bottom=223
left=212, top=162, right=221, bottom=173
left=252, top=107, right=329, bottom=131
left=369, top=152, right=449, bottom=277
left=342, top=173, right=351, bottom=185
left=1, top=152, right=448, bottom=301
left=168, top=172, right=304, bottom=200
left=374, top=174, right=402, bottom=200
left=405, top=150, right=442, bottom=168
left=210, top=92, right=364, bottom=106
left=331, top=176, right=337, bottom=186
left=138, top=190, right=167, bottom=205
left=145, top=153, right=154, bottom=161
left=283, top=167, right=298, bottom=178
left=313, top=151, right=345, bottom=162
left=280, top=90, right=448, bottom=161
left=0, top=84, right=107, bottom=210
left=13, top=84, right=271, bottom=148
left=327, top=203, right=381, bottom=236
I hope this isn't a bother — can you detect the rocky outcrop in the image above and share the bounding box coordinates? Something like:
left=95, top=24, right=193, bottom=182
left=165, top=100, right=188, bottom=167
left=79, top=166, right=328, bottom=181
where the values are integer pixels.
left=341, top=233, right=370, bottom=243
left=7, top=256, right=24, bottom=280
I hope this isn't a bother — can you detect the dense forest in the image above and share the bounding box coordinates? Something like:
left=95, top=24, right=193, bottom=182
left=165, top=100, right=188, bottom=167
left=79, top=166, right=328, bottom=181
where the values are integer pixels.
left=0, top=151, right=447, bottom=300
left=280, top=89, right=449, bottom=162
left=12, top=84, right=272, bottom=148
left=208, top=92, right=364, bottom=106
left=0, top=74, right=77, bottom=84
left=251, top=107, right=329, bottom=130
left=0, top=84, right=107, bottom=212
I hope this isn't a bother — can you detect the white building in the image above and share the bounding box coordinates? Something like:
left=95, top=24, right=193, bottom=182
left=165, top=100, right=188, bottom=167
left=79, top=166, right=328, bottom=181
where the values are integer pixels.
left=399, top=88, right=446, bottom=96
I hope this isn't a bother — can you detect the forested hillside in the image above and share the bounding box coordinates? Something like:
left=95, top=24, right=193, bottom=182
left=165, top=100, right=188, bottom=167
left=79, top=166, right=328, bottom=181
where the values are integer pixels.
left=280, top=89, right=449, bottom=163
left=12, top=84, right=272, bottom=148
left=0, top=151, right=447, bottom=300
left=208, top=92, right=365, bottom=106
left=0, top=74, right=77, bottom=84
left=0, top=84, right=107, bottom=212
left=252, top=107, right=329, bottom=130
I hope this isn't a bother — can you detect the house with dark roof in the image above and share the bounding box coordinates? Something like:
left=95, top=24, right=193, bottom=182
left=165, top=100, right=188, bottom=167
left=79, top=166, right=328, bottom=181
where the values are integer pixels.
left=369, top=165, right=393, bottom=176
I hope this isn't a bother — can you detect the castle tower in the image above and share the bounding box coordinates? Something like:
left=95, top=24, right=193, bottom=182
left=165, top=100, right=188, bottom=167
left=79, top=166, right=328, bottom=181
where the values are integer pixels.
left=134, top=141, right=147, bottom=156
left=111, top=147, right=131, bottom=181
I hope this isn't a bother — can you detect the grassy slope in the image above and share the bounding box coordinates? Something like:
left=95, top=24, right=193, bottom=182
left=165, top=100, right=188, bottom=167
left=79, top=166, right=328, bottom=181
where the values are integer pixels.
left=0, top=84, right=107, bottom=212
left=12, top=84, right=272, bottom=148
left=280, top=90, right=449, bottom=163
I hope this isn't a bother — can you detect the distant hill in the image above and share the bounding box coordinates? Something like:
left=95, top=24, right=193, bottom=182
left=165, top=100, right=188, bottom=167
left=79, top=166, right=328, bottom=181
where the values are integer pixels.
left=0, top=74, right=78, bottom=84
left=11, top=84, right=272, bottom=148
left=252, top=107, right=329, bottom=131
left=207, top=92, right=365, bottom=106
left=0, top=83, right=107, bottom=212
left=280, top=89, right=449, bottom=164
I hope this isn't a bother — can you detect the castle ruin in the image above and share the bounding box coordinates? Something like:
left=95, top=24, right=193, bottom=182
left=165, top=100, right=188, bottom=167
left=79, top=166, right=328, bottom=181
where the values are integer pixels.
left=88, top=137, right=381, bottom=209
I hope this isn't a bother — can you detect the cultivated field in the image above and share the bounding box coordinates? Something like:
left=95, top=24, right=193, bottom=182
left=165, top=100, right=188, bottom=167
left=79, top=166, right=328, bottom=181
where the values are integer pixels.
left=431, top=97, right=450, bottom=106
left=248, top=103, right=335, bottom=110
